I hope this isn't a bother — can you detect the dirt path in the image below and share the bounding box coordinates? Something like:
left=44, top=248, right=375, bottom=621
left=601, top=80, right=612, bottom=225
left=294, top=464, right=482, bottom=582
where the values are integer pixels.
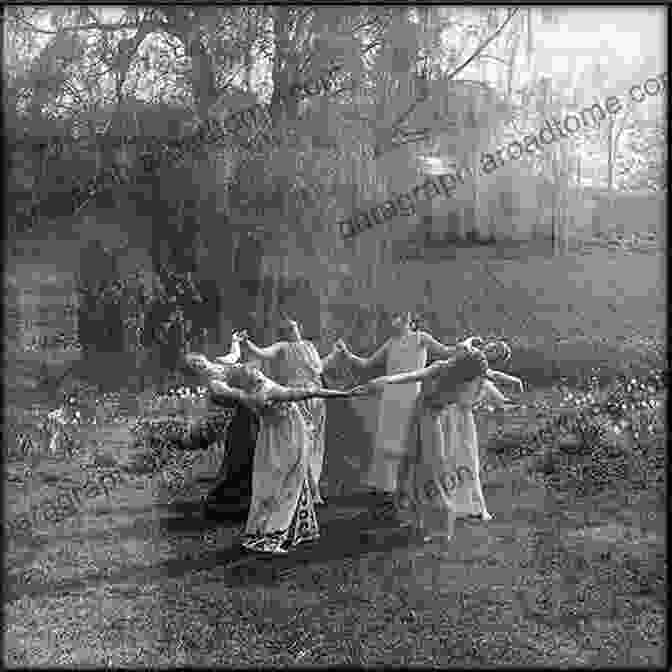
left=4, top=398, right=666, bottom=666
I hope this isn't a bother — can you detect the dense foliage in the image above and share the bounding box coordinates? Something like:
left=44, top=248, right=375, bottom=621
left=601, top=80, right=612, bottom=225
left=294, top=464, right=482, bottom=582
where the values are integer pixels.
left=485, top=367, right=667, bottom=496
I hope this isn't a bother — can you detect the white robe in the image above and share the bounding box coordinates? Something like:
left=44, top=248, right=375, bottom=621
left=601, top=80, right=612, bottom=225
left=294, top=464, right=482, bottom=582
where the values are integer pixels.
left=364, top=331, right=427, bottom=493
left=443, top=379, right=490, bottom=518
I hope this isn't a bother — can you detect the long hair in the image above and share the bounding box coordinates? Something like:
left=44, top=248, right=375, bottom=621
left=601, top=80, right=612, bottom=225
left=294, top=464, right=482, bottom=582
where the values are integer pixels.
left=184, top=353, right=265, bottom=392
left=482, top=341, right=512, bottom=366
left=184, top=353, right=229, bottom=379
left=225, top=363, right=263, bottom=392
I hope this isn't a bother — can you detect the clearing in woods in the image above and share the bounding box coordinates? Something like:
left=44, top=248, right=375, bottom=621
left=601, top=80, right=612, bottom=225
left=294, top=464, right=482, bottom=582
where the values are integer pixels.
left=4, top=247, right=666, bottom=666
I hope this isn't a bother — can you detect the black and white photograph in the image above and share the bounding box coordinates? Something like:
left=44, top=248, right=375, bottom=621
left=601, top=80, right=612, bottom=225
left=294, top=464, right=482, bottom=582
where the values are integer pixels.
left=4, top=4, right=667, bottom=667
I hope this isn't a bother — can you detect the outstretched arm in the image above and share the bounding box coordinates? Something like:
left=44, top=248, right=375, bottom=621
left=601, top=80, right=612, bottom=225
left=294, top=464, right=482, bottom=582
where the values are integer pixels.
left=357, top=360, right=446, bottom=391
left=208, top=378, right=351, bottom=411
left=342, top=339, right=389, bottom=369
left=325, top=338, right=349, bottom=370
left=320, top=345, right=340, bottom=372
left=208, top=378, right=258, bottom=409
left=478, top=379, right=512, bottom=407
left=419, top=331, right=460, bottom=359
left=264, top=381, right=354, bottom=403
left=215, top=332, right=242, bottom=365
left=486, top=368, right=524, bottom=393
left=242, top=336, right=285, bottom=360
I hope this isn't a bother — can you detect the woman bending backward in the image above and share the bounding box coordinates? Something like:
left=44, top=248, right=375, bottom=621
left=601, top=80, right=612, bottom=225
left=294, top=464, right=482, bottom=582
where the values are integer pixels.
left=184, top=353, right=353, bottom=554
left=352, top=342, right=523, bottom=541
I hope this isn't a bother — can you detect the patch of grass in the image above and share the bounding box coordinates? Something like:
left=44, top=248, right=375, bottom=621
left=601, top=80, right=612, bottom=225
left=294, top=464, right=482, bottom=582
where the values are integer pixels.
left=5, top=320, right=666, bottom=666
left=481, top=368, right=666, bottom=499
left=510, top=337, right=665, bottom=389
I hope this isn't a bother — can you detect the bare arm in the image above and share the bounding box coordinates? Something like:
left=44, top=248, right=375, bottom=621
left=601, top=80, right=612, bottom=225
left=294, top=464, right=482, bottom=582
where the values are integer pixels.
left=243, top=338, right=285, bottom=360
left=419, top=331, right=459, bottom=359
left=320, top=346, right=340, bottom=372
left=208, top=379, right=257, bottom=408
left=215, top=338, right=241, bottom=365
left=209, top=377, right=351, bottom=410
left=479, top=379, right=511, bottom=406
left=365, top=360, right=445, bottom=388
left=267, top=384, right=354, bottom=402
left=343, top=339, right=389, bottom=369
left=486, top=368, right=524, bottom=392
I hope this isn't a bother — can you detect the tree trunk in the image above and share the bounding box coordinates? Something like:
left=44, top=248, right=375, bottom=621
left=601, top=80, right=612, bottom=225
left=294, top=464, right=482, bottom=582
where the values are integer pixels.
left=188, top=36, right=218, bottom=120
left=270, top=6, right=299, bottom=119
left=32, top=144, right=47, bottom=231
left=159, top=8, right=218, bottom=120
left=607, top=117, right=614, bottom=192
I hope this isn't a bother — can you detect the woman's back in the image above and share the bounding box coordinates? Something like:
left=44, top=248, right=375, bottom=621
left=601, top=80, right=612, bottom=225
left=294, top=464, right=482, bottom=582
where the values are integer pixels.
left=223, top=363, right=268, bottom=393
left=420, top=351, right=488, bottom=410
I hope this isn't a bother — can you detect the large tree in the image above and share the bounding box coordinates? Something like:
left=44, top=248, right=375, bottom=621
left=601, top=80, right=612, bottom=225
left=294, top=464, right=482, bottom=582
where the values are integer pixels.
left=4, top=5, right=553, bottom=348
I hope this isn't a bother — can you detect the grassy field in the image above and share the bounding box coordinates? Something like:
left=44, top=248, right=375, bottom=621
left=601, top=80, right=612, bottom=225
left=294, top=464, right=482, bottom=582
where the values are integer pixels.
left=326, top=245, right=665, bottom=392
left=4, top=247, right=667, bottom=667
left=4, top=383, right=666, bottom=667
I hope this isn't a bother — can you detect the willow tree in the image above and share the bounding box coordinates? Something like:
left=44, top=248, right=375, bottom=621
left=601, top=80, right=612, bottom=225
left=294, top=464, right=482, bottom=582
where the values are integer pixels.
left=4, top=5, right=556, bottom=351
left=308, top=9, right=527, bottom=311
left=220, top=6, right=540, bottom=344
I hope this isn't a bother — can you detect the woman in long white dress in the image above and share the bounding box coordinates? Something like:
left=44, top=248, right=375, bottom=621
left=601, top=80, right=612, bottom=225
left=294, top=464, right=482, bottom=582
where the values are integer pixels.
left=444, top=376, right=519, bottom=521
left=241, top=317, right=341, bottom=504
left=339, top=312, right=464, bottom=522
left=443, top=341, right=522, bottom=521
left=184, top=352, right=354, bottom=554
left=352, top=343, right=523, bottom=541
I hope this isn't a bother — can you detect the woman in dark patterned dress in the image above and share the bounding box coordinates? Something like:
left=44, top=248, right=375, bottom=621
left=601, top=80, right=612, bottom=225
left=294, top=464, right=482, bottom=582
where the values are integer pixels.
left=201, top=401, right=259, bottom=521
left=197, top=333, right=259, bottom=521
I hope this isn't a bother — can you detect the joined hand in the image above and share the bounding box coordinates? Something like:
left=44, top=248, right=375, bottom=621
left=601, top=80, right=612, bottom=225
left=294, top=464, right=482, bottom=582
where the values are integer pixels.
left=334, top=339, right=349, bottom=355
left=350, top=381, right=381, bottom=396
left=460, top=336, right=484, bottom=351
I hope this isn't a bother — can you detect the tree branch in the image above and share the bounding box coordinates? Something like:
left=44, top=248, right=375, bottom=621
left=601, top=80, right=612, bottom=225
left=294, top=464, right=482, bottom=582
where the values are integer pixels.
left=373, top=8, right=519, bottom=158
left=10, top=14, right=139, bottom=35
left=351, top=16, right=385, bottom=36
left=444, top=8, right=519, bottom=81
left=62, top=79, right=84, bottom=105
left=478, top=54, right=510, bottom=66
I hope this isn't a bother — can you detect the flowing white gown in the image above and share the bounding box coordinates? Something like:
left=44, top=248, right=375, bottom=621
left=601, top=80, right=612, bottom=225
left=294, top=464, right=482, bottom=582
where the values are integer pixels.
left=395, top=353, right=491, bottom=538
left=364, top=331, right=427, bottom=494
left=443, top=379, right=491, bottom=519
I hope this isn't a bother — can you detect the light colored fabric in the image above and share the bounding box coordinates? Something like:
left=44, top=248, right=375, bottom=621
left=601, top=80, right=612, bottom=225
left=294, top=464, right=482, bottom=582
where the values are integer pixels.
left=396, top=401, right=455, bottom=539
left=397, top=377, right=489, bottom=535
left=242, top=386, right=319, bottom=553
left=272, top=340, right=326, bottom=502
left=277, top=340, right=323, bottom=384
left=299, top=397, right=326, bottom=502
left=365, top=331, right=427, bottom=493
left=443, top=377, right=490, bottom=518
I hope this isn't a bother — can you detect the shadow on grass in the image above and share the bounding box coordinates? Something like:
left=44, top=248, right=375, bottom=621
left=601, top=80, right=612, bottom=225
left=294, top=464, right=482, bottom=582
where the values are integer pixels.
left=160, top=496, right=417, bottom=588
left=5, top=498, right=413, bottom=603
left=220, top=515, right=415, bottom=588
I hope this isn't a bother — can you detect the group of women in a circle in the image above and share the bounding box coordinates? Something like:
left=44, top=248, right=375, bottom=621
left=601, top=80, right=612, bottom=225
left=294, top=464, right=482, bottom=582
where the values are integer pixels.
left=179, top=312, right=524, bottom=555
